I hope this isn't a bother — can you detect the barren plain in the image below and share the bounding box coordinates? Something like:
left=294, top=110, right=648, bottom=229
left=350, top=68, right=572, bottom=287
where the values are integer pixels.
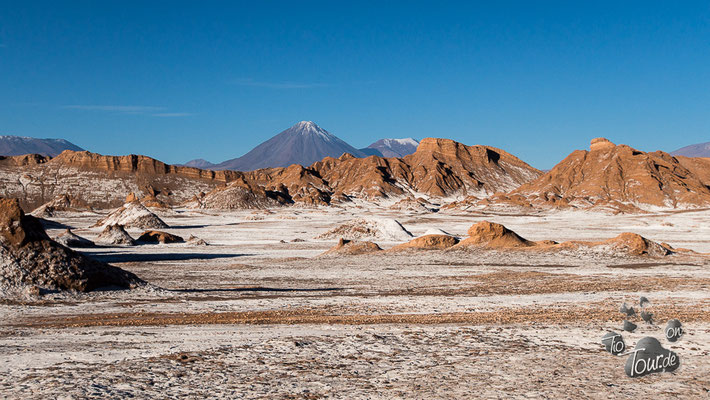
left=2, top=205, right=710, bottom=398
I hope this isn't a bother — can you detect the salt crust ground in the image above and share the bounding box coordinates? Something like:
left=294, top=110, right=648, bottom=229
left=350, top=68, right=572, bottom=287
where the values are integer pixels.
left=1, top=205, right=710, bottom=398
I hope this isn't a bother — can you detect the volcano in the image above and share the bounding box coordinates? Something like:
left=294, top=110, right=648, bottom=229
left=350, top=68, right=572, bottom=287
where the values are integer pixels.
left=213, top=121, right=367, bottom=171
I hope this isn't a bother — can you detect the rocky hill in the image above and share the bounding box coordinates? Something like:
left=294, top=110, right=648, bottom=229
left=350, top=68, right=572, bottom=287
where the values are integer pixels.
left=0, top=150, right=247, bottom=210
left=0, top=198, right=141, bottom=292
left=510, top=138, right=710, bottom=210
left=196, top=137, right=542, bottom=208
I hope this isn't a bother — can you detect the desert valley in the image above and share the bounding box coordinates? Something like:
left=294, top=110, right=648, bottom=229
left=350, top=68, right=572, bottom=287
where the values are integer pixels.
left=1, top=127, right=710, bottom=398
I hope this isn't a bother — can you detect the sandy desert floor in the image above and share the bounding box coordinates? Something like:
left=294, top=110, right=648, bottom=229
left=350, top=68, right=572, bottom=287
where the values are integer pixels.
left=1, top=206, right=710, bottom=399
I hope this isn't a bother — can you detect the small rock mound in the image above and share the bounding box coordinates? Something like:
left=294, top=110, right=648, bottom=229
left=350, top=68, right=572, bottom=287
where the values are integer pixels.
left=390, top=234, right=459, bottom=251
left=141, top=194, right=170, bottom=209
left=137, top=230, right=184, bottom=244
left=389, top=196, right=438, bottom=213
left=128, top=192, right=170, bottom=209
left=316, top=218, right=413, bottom=241
left=420, top=228, right=459, bottom=238
left=31, top=194, right=88, bottom=218
left=186, top=235, right=208, bottom=246
left=125, top=192, right=139, bottom=203
left=602, top=233, right=673, bottom=256
left=54, top=229, right=95, bottom=248
left=456, top=221, right=534, bottom=248
left=322, top=238, right=382, bottom=256
left=96, top=225, right=136, bottom=246
left=197, top=178, right=290, bottom=209
left=0, top=198, right=141, bottom=292
left=95, top=201, right=168, bottom=230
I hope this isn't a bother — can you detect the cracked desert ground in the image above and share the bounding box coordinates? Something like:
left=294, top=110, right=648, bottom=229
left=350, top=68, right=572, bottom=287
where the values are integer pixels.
left=2, top=206, right=710, bottom=399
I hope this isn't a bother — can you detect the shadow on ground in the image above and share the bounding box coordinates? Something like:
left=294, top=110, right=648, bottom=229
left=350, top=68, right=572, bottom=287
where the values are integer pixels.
left=168, top=287, right=344, bottom=293
left=86, top=252, right=250, bottom=263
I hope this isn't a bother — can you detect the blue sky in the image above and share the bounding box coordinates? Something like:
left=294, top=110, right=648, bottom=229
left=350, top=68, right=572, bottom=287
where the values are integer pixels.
left=1, top=1, right=709, bottom=168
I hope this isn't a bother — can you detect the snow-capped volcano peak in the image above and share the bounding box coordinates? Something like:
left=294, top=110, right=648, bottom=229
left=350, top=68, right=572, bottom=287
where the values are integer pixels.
left=292, top=121, right=333, bottom=140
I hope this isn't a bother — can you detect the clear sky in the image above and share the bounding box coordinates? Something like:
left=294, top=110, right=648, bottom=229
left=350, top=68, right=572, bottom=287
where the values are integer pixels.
left=1, top=1, right=709, bottom=168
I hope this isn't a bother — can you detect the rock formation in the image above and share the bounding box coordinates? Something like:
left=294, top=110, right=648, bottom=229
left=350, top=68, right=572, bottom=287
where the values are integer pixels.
left=390, top=234, right=459, bottom=251
left=321, top=238, right=383, bottom=256
left=316, top=218, right=413, bottom=241
left=0, top=198, right=141, bottom=292
left=190, top=177, right=290, bottom=209
left=95, top=201, right=168, bottom=230
left=186, top=235, right=208, bottom=246
left=511, top=138, right=710, bottom=210
left=455, top=221, right=538, bottom=249
left=197, top=137, right=541, bottom=208
left=54, top=229, right=95, bottom=248
left=1, top=136, right=542, bottom=210
left=96, top=225, right=136, bottom=246
left=31, top=194, right=90, bottom=217
left=137, top=230, right=185, bottom=244
left=451, top=220, right=678, bottom=256
left=0, top=150, right=247, bottom=210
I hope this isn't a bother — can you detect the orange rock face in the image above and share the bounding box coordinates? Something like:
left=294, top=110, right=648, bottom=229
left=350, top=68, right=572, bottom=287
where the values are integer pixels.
left=455, top=221, right=535, bottom=249
left=137, top=230, right=184, bottom=244
left=511, top=138, right=710, bottom=210
left=322, top=238, right=383, bottom=256
left=0, top=150, right=249, bottom=210
left=209, top=137, right=541, bottom=206
left=449, top=220, right=679, bottom=256
left=2, top=139, right=540, bottom=210
left=390, top=234, right=459, bottom=251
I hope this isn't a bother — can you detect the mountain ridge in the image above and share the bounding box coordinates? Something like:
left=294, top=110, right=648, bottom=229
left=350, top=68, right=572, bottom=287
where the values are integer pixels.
left=0, top=135, right=84, bottom=157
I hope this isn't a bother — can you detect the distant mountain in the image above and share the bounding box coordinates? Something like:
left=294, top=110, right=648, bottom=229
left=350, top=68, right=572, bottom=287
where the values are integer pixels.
left=0, top=135, right=84, bottom=157
left=364, top=138, right=419, bottom=158
left=213, top=121, right=367, bottom=171
left=359, top=148, right=384, bottom=157
left=671, top=141, right=710, bottom=158
left=182, top=159, right=216, bottom=169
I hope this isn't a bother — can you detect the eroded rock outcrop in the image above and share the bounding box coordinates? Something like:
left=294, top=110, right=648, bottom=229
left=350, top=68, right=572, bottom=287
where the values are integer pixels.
left=451, top=220, right=678, bottom=256
left=0, top=198, right=141, bottom=292
left=316, top=218, right=413, bottom=241
left=96, top=225, right=136, bottom=246
left=95, top=201, right=168, bottom=230
left=390, top=234, right=459, bottom=251
left=137, top=230, right=184, bottom=244
left=511, top=138, right=710, bottom=210
left=54, top=229, right=95, bottom=248
left=31, top=194, right=90, bottom=217
left=454, top=221, right=537, bottom=249
left=321, top=238, right=383, bottom=256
